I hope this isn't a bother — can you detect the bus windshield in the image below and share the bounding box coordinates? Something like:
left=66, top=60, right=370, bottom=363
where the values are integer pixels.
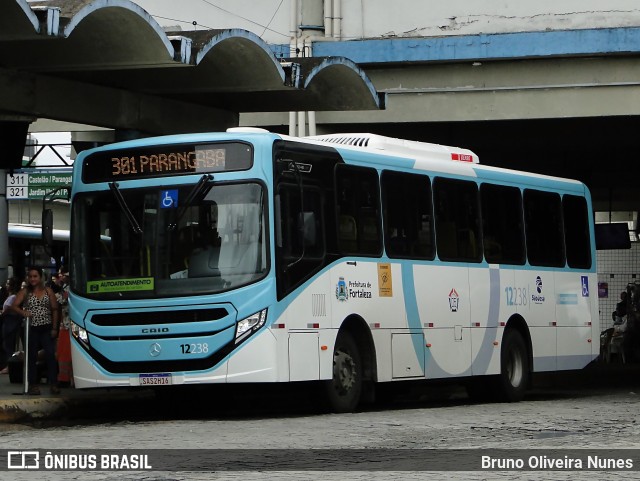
left=71, top=182, right=267, bottom=299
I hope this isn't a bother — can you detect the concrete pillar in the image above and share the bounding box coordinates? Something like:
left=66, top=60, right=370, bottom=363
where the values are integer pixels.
left=298, top=111, right=306, bottom=137
left=0, top=168, right=7, bottom=284
left=0, top=120, right=31, bottom=284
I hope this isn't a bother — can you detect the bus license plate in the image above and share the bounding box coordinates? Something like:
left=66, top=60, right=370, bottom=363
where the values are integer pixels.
left=139, top=373, right=172, bottom=385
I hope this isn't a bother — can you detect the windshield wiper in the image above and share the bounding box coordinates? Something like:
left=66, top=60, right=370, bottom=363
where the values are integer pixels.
left=109, top=182, right=142, bottom=234
left=168, top=174, right=213, bottom=231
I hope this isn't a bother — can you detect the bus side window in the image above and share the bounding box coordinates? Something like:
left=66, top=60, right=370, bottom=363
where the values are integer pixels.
left=338, top=215, right=358, bottom=252
left=523, top=189, right=565, bottom=267
left=436, top=221, right=457, bottom=259
left=275, top=182, right=325, bottom=296
left=358, top=212, right=379, bottom=254
left=414, top=218, right=433, bottom=257
left=563, top=194, right=592, bottom=269
left=381, top=170, right=434, bottom=260
left=335, top=164, right=381, bottom=256
left=457, top=228, right=478, bottom=259
left=434, top=177, right=481, bottom=263
left=480, top=183, right=525, bottom=265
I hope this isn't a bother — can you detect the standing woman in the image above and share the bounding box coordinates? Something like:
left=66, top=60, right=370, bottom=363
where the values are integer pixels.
left=10, top=267, right=60, bottom=395
left=1, top=277, right=24, bottom=373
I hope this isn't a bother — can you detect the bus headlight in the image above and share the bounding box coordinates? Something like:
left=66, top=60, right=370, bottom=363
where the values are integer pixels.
left=71, top=320, right=90, bottom=348
left=235, top=309, right=267, bottom=344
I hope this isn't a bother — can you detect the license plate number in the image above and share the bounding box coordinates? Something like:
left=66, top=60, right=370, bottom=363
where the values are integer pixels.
left=139, top=373, right=172, bottom=385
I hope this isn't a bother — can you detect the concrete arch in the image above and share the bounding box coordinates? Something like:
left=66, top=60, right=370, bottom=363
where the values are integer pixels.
left=0, top=0, right=382, bottom=134
left=0, top=0, right=44, bottom=39
left=302, top=57, right=382, bottom=110
left=183, top=28, right=286, bottom=90
left=195, top=28, right=285, bottom=82
left=59, top=0, right=177, bottom=68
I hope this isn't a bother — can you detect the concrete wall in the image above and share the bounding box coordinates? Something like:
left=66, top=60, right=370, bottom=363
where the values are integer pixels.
left=597, top=245, right=640, bottom=330
left=135, top=0, right=640, bottom=43
left=339, top=1, right=640, bottom=39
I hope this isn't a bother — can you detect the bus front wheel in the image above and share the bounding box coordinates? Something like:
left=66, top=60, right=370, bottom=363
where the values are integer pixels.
left=497, top=329, right=529, bottom=402
left=323, top=331, right=362, bottom=413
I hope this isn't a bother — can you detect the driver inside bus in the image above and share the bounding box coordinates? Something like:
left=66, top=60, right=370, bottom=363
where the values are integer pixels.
left=198, top=201, right=222, bottom=249
left=172, top=202, right=221, bottom=279
left=186, top=202, right=223, bottom=278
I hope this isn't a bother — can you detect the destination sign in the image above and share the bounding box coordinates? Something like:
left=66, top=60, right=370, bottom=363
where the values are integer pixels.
left=5, top=172, right=72, bottom=200
left=82, top=142, right=253, bottom=183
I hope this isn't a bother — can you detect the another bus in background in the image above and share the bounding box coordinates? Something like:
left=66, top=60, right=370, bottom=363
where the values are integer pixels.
left=7, top=223, right=68, bottom=280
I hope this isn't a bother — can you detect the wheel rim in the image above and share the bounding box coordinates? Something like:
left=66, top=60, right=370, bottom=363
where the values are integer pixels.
left=506, top=347, right=524, bottom=388
left=334, top=348, right=357, bottom=394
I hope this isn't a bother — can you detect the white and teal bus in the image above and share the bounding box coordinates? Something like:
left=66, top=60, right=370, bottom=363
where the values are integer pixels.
left=68, top=129, right=598, bottom=412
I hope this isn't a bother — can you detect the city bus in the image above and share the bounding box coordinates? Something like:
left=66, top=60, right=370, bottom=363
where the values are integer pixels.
left=67, top=128, right=598, bottom=412
left=8, top=223, right=69, bottom=279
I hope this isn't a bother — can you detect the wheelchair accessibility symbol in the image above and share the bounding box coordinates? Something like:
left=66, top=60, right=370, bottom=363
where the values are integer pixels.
left=581, top=276, right=589, bottom=297
left=160, top=190, right=178, bottom=209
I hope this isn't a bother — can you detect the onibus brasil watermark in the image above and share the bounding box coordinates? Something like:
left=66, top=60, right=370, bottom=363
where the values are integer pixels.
left=2, top=449, right=639, bottom=471
left=6, top=451, right=151, bottom=471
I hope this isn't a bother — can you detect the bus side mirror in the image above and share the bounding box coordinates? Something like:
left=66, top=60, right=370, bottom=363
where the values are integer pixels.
left=42, top=208, right=53, bottom=247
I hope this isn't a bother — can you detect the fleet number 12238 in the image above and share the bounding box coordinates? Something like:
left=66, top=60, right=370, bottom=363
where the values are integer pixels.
left=180, top=343, right=209, bottom=354
left=505, top=287, right=527, bottom=306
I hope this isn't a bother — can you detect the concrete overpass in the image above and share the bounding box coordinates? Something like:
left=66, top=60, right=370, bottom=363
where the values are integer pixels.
left=4, top=0, right=640, bottom=283
left=0, top=0, right=382, bottom=282
left=0, top=0, right=381, bottom=139
left=243, top=27, right=640, bottom=214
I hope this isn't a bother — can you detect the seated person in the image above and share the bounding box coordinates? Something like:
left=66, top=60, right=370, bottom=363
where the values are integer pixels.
left=613, top=291, right=628, bottom=325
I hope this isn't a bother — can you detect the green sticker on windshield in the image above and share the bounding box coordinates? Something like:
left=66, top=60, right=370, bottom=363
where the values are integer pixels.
left=87, top=277, right=154, bottom=293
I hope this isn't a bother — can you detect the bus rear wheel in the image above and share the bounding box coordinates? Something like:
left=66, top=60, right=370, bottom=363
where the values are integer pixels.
left=323, top=331, right=362, bottom=413
left=497, top=329, right=529, bottom=402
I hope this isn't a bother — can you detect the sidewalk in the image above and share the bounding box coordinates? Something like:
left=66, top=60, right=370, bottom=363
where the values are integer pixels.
left=0, top=370, right=154, bottom=424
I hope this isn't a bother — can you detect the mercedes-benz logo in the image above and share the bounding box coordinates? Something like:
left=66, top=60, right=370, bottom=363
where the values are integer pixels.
left=149, top=343, right=162, bottom=357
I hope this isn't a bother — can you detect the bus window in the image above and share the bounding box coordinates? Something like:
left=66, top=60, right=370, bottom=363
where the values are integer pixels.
left=71, top=182, right=268, bottom=298
left=434, top=178, right=482, bottom=263
left=480, top=184, right=525, bottom=265
left=381, top=171, right=434, bottom=260
left=276, top=184, right=324, bottom=296
left=335, top=165, right=382, bottom=256
left=563, top=194, right=592, bottom=269
left=523, top=189, right=565, bottom=267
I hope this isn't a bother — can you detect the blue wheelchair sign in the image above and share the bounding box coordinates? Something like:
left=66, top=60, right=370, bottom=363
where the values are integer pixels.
left=581, top=276, right=589, bottom=297
left=160, top=190, right=178, bottom=208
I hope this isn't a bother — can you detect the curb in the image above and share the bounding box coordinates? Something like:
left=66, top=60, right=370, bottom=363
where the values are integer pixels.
left=0, top=397, right=68, bottom=423
left=0, top=389, right=156, bottom=424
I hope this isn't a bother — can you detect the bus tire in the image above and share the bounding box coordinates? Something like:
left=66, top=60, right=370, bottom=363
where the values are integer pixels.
left=497, top=329, right=529, bottom=402
left=323, top=331, right=362, bottom=413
